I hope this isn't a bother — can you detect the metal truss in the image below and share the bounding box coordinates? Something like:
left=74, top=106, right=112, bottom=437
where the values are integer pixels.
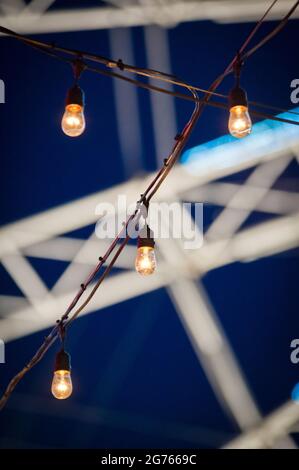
left=1, top=129, right=299, bottom=448
left=1, top=0, right=299, bottom=448
left=224, top=400, right=299, bottom=448
left=0, top=0, right=299, bottom=34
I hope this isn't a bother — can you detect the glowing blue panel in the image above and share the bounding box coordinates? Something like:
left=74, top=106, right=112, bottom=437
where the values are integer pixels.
left=181, top=108, right=299, bottom=174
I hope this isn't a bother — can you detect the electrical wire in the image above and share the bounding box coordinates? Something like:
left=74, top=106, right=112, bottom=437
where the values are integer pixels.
left=0, top=87, right=201, bottom=411
left=6, top=38, right=297, bottom=126
left=85, top=63, right=299, bottom=126
left=0, top=0, right=298, bottom=411
left=0, top=1, right=299, bottom=120
left=242, top=0, right=299, bottom=61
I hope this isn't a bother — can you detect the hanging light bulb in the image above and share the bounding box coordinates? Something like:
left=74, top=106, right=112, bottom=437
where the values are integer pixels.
left=61, top=85, right=85, bottom=137
left=228, top=86, right=252, bottom=139
left=135, top=225, right=156, bottom=276
left=228, top=54, right=252, bottom=139
left=51, top=349, right=73, bottom=400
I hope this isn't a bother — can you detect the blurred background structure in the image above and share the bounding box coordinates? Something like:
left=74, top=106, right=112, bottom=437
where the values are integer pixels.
left=0, top=0, right=299, bottom=449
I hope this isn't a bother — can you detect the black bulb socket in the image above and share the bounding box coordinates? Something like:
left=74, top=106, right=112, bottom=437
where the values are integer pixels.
left=229, top=86, right=248, bottom=109
left=65, top=85, right=85, bottom=108
left=54, top=349, right=71, bottom=372
left=137, top=225, right=155, bottom=249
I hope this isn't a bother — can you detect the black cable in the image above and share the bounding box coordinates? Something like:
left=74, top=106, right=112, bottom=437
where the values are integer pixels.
left=7, top=36, right=299, bottom=125
left=0, top=0, right=298, bottom=411
left=85, top=63, right=299, bottom=126
left=1, top=5, right=299, bottom=120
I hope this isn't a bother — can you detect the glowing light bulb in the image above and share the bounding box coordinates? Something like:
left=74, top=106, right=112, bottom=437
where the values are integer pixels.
left=51, top=349, right=72, bottom=400
left=135, top=224, right=156, bottom=276
left=61, top=104, right=85, bottom=137
left=135, top=246, right=156, bottom=276
left=228, top=85, right=252, bottom=139
left=291, top=383, right=299, bottom=403
left=228, top=105, right=252, bottom=138
left=61, top=85, right=85, bottom=137
left=51, top=370, right=73, bottom=400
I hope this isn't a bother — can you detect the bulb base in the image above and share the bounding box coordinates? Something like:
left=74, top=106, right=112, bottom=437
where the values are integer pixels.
left=137, top=225, right=155, bottom=249
left=54, top=349, right=71, bottom=372
left=229, top=86, right=248, bottom=109
left=65, top=85, right=85, bottom=107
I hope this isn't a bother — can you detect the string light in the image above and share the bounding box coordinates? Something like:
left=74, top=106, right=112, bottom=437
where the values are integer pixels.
left=0, top=0, right=298, bottom=411
left=135, top=224, right=156, bottom=276
left=61, top=84, right=85, bottom=137
left=51, top=349, right=73, bottom=400
left=228, top=91, right=252, bottom=138
left=51, top=324, right=73, bottom=400
left=228, top=56, right=252, bottom=139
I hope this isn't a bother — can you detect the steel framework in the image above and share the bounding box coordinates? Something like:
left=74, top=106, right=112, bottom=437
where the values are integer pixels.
left=1, top=0, right=299, bottom=448
left=1, top=0, right=299, bottom=33
left=1, top=124, right=299, bottom=447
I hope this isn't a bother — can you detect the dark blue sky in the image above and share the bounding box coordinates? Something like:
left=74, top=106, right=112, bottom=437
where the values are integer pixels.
left=0, top=15, right=299, bottom=448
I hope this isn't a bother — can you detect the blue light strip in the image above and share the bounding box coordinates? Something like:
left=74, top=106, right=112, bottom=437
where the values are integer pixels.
left=181, top=108, right=299, bottom=174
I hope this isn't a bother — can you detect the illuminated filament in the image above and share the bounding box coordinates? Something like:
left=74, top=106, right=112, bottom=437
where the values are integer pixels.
left=228, top=105, right=252, bottom=138
left=51, top=370, right=73, bottom=400
left=135, top=246, right=156, bottom=276
left=61, top=104, right=85, bottom=137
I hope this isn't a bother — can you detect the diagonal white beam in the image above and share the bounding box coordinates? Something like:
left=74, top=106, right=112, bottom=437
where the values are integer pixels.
left=224, top=400, right=299, bottom=448
left=1, top=250, right=52, bottom=313
left=185, top=182, right=299, bottom=215
left=196, top=211, right=299, bottom=273
left=23, top=236, right=136, bottom=270
left=109, top=28, right=143, bottom=178
left=0, top=178, right=142, bottom=257
left=167, top=278, right=261, bottom=429
left=1, top=211, right=299, bottom=342
left=0, top=0, right=25, bottom=16
left=0, top=264, right=172, bottom=342
left=206, top=155, right=292, bottom=241
left=0, top=295, right=29, bottom=315
left=20, top=0, right=56, bottom=16
left=51, top=233, right=103, bottom=297
left=157, top=212, right=296, bottom=446
left=156, top=224, right=261, bottom=430
left=0, top=145, right=297, bottom=259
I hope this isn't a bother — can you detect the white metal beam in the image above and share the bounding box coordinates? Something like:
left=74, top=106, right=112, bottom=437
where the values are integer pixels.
left=108, top=27, right=143, bottom=178
left=224, top=400, right=299, bottom=448
left=0, top=263, right=172, bottom=341
left=22, top=236, right=136, bottom=270
left=1, top=211, right=299, bottom=342
left=196, top=212, right=299, bottom=273
left=156, top=226, right=261, bottom=430
left=205, top=154, right=292, bottom=241
left=1, top=1, right=299, bottom=34
left=0, top=144, right=297, bottom=259
left=20, top=0, right=56, bottom=17
left=168, top=278, right=261, bottom=429
left=0, top=0, right=25, bottom=16
left=144, top=25, right=177, bottom=168
left=185, top=183, right=299, bottom=215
